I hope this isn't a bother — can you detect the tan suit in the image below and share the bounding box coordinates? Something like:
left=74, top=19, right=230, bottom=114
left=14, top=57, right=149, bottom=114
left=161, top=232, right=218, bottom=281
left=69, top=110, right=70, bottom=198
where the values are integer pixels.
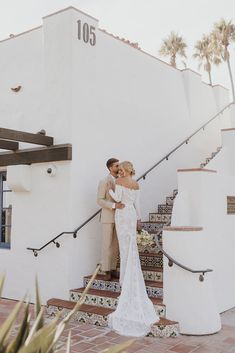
left=97, top=174, right=119, bottom=271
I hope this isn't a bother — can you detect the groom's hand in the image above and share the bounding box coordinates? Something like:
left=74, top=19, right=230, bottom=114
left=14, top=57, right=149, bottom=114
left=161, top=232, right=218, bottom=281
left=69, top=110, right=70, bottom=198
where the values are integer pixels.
left=115, top=202, right=125, bottom=209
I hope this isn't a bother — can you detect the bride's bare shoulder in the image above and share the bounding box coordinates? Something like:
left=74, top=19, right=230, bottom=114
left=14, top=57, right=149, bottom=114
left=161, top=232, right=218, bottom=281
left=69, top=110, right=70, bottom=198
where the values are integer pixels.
left=132, top=181, right=140, bottom=190
left=116, top=178, right=139, bottom=190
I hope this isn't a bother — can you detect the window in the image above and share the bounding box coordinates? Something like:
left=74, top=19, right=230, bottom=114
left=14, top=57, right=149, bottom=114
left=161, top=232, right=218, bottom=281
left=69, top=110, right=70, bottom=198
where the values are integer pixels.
left=0, top=172, right=12, bottom=249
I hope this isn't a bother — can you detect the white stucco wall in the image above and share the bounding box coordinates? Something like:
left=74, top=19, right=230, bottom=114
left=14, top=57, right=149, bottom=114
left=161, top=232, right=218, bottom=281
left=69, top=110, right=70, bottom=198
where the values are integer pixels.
left=0, top=6, right=232, bottom=303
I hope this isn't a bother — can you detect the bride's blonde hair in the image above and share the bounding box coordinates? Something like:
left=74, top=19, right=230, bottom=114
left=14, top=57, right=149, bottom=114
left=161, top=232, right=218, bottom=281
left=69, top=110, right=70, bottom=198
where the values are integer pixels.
left=119, top=161, right=135, bottom=176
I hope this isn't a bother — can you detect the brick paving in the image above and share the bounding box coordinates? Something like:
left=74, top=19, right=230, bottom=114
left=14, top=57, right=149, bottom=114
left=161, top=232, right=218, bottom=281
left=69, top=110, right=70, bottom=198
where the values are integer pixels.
left=1, top=298, right=235, bottom=353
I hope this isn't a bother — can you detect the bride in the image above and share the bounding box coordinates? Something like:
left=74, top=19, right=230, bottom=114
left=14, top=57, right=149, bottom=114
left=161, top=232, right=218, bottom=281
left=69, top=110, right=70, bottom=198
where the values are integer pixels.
left=107, top=161, right=159, bottom=337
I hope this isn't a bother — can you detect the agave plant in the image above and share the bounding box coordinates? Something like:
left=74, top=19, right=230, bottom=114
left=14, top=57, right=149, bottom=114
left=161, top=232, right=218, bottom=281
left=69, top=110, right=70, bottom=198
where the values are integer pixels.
left=193, top=34, right=221, bottom=85
left=0, top=268, right=133, bottom=353
left=159, top=31, right=187, bottom=68
left=211, top=18, right=235, bottom=101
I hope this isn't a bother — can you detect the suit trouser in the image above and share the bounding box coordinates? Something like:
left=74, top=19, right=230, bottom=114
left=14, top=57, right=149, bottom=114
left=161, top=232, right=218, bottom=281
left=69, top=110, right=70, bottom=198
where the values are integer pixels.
left=101, top=223, right=119, bottom=271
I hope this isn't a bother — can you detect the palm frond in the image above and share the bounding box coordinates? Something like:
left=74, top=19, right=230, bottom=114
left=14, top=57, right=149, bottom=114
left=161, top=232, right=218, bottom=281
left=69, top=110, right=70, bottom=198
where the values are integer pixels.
left=159, top=31, right=187, bottom=67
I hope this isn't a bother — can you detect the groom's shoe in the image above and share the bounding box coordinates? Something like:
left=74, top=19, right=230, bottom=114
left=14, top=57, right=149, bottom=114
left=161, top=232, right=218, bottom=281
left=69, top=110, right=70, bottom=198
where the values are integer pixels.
left=103, top=271, right=111, bottom=281
left=111, top=270, right=119, bottom=279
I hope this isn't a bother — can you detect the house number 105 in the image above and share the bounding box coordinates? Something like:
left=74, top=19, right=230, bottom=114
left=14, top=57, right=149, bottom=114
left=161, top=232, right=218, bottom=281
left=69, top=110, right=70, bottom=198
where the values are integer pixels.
left=77, top=20, right=96, bottom=46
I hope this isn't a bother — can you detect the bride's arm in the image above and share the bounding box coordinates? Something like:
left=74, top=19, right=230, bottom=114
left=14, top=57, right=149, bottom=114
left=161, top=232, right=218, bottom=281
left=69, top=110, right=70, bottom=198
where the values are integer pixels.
left=134, top=190, right=141, bottom=231
left=109, top=184, right=123, bottom=202
left=134, top=190, right=141, bottom=220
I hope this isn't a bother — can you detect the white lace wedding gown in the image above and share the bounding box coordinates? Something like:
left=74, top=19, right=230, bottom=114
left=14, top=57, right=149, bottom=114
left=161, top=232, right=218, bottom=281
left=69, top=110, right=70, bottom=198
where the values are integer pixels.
left=108, top=185, right=159, bottom=337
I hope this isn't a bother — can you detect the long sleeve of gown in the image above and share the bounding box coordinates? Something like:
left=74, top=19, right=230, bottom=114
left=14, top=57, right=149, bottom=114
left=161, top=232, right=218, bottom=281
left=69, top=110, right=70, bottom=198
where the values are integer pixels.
left=109, top=185, right=123, bottom=202
left=134, top=190, right=141, bottom=220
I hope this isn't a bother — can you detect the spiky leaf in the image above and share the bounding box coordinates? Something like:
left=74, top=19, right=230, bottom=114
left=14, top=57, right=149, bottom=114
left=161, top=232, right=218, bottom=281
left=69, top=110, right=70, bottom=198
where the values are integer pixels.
left=0, top=276, right=5, bottom=297
left=5, top=303, right=30, bottom=353
left=0, top=298, right=25, bottom=347
left=35, top=277, right=43, bottom=331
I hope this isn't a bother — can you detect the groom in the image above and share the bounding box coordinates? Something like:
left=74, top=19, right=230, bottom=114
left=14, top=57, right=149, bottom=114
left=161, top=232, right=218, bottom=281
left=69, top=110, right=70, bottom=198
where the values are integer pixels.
left=97, top=158, right=125, bottom=280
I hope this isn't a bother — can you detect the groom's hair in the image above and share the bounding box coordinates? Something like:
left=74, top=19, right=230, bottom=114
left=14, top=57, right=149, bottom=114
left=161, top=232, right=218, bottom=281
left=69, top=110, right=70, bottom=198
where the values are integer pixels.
left=106, top=158, right=119, bottom=170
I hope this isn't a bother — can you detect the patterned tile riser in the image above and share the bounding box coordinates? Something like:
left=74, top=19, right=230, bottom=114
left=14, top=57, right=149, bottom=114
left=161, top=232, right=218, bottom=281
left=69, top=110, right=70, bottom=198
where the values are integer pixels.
left=158, top=205, right=173, bottom=214
left=116, top=267, right=163, bottom=281
left=139, top=254, right=163, bottom=268
left=69, top=292, right=166, bottom=317
left=118, top=252, right=163, bottom=268
left=149, top=213, right=171, bottom=223
left=83, top=278, right=163, bottom=299
left=166, top=196, right=174, bottom=205
left=141, top=222, right=164, bottom=234
left=142, top=269, right=163, bottom=281
left=137, top=244, right=162, bottom=255
left=47, top=306, right=108, bottom=326
left=173, top=189, right=178, bottom=197
left=149, top=323, right=179, bottom=338
left=118, top=253, right=163, bottom=267
left=47, top=305, right=179, bottom=337
left=70, top=291, right=118, bottom=309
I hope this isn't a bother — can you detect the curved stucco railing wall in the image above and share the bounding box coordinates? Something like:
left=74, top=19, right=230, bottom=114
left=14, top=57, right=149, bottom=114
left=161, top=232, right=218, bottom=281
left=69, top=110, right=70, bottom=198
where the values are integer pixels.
left=164, top=125, right=235, bottom=334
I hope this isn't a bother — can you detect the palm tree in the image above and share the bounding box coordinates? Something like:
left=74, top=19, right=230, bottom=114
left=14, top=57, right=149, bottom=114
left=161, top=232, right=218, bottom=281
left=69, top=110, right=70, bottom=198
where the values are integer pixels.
left=159, top=31, right=187, bottom=68
left=193, top=34, right=221, bottom=85
left=211, top=19, right=235, bottom=101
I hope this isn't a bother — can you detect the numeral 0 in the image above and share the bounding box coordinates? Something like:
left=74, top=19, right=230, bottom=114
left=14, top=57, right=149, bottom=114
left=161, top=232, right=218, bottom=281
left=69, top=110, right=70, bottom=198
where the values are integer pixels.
left=77, top=20, right=96, bottom=46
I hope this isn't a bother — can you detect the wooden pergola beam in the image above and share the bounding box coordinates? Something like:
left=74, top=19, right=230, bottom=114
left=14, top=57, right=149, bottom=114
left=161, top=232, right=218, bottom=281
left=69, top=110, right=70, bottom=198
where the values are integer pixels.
left=0, top=139, right=19, bottom=151
left=0, top=128, right=54, bottom=146
left=0, top=144, right=72, bottom=167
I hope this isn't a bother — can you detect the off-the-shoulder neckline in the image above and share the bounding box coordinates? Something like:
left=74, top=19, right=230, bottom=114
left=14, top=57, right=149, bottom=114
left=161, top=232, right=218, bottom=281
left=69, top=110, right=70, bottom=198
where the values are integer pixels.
left=116, top=184, right=139, bottom=191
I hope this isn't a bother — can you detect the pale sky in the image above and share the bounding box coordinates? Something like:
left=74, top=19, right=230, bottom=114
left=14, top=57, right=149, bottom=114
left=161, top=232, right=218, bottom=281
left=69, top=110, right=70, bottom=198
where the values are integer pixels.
left=0, top=0, right=235, bottom=94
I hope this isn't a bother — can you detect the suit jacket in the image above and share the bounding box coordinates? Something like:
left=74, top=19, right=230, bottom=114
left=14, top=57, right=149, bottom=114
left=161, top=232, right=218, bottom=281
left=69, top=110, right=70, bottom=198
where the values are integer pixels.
left=97, top=174, right=116, bottom=224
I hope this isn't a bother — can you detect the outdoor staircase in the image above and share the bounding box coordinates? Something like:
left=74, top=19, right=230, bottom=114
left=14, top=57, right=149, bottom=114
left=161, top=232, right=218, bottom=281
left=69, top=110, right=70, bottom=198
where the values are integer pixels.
left=47, top=146, right=221, bottom=337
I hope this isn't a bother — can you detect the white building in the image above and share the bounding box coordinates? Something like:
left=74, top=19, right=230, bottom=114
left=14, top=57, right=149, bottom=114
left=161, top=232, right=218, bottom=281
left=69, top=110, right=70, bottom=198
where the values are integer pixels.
left=0, top=6, right=235, bottom=336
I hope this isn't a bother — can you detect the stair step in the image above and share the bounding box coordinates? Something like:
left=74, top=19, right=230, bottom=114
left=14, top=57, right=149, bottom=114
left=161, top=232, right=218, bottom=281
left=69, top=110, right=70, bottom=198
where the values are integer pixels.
left=47, top=298, right=179, bottom=337
left=69, top=288, right=166, bottom=317
left=83, top=275, right=163, bottom=298
left=100, top=265, right=163, bottom=281
left=158, top=205, right=173, bottom=214
left=149, top=213, right=171, bottom=223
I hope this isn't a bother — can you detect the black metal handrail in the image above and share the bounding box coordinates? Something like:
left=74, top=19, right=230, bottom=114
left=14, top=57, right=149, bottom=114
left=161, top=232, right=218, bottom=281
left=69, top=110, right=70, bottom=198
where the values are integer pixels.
left=27, top=101, right=232, bottom=256
left=154, top=223, right=212, bottom=281
left=27, top=210, right=101, bottom=256
left=137, top=102, right=233, bottom=181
